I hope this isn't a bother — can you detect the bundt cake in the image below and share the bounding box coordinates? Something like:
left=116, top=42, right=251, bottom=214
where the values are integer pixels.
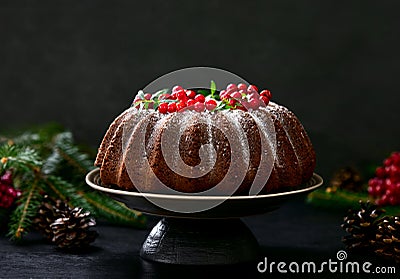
left=95, top=83, right=316, bottom=195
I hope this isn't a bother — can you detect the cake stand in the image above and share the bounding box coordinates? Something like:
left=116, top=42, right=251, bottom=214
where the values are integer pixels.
left=86, top=168, right=323, bottom=265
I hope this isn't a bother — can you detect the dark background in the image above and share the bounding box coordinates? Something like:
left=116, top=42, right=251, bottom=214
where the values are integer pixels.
left=1, top=0, right=400, bottom=180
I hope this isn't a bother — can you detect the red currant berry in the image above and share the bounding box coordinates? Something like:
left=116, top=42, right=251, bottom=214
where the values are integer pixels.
left=389, top=165, right=400, bottom=178
left=375, top=167, right=386, bottom=178
left=391, top=152, right=400, bottom=165
left=384, top=158, right=393, bottom=166
left=158, top=103, right=168, bottom=114
left=385, top=178, right=393, bottom=188
left=237, top=83, right=247, bottom=91
left=259, top=96, right=269, bottom=105
left=176, top=90, right=187, bottom=101
left=1, top=171, right=13, bottom=185
left=168, top=103, right=177, bottom=113
left=133, top=100, right=142, bottom=109
left=368, top=186, right=376, bottom=196
left=220, top=92, right=231, bottom=100
left=176, top=102, right=186, bottom=111
left=260, top=90, right=272, bottom=99
left=205, top=99, right=217, bottom=111
left=236, top=105, right=247, bottom=111
left=172, top=85, right=184, bottom=93
left=6, top=187, right=14, bottom=196
left=248, top=98, right=261, bottom=110
left=369, top=177, right=383, bottom=188
left=230, top=91, right=241, bottom=99
left=144, top=93, right=152, bottom=100
left=186, top=99, right=196, bottom=107
left=226, top=84, right=237, bottom=92
left=194, top=102, right=205, bottom=112
left=248, top=85, right=258, bottom=93
left=248, top=92, right=259, bottom=99
left=229, top=99, right=236, bottom=107
left=195, top=94, right=205, bottom=103
left=186, top=90, right=196, bottom=99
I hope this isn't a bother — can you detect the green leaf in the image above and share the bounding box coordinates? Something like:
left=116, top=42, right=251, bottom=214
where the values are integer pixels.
left=136, top=90, right=145, bottom=100
left=215, top=100, right=227, bottom=111
left=210, top=80, right=216, bottom=98
left=197, top=89, right=209, bottom=96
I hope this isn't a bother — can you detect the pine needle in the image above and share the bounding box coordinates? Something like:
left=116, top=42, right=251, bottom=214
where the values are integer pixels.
left=7, top=180, right=41, bottom=242
left=43, top=175, right=94, bottom=212
left=82, top=191, right=146, bottom=228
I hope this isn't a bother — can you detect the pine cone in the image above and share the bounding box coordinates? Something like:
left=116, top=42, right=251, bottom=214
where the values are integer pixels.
left=342, top=200, right=385, bottom=251
left=50, top=207, right=98, bottom=250
left=331, top=167, right=363, bottom=192
left=33, top=195, right=69, bottom=241
left=373, top=216, right=400, bottom=263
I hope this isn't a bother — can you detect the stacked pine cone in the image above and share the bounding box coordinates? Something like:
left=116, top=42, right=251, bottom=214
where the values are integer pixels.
left=342, top=200, right=400, bottom=263
left=34, top=195, right=98, bottom=250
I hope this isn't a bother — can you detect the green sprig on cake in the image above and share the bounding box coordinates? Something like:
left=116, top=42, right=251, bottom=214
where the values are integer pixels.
left=132, top=81, right=272, bottom=113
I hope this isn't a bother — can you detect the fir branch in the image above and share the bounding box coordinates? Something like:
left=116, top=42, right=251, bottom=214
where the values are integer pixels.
left=82, top=191, right=146, bottom=228
left=0, top=144, right=42, bottom=175
left=42, top=132, right=93, bottom=177
left=43, top=175, right=94, bottom=213
left=7, top=179, right=41, bottom=241
left=1, top=124, right=147, bottom=242
left=307, top=188, right=370, bottom=211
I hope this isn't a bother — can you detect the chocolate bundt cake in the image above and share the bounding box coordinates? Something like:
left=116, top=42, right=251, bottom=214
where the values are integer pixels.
left=95, top=83, right=316, bottom=195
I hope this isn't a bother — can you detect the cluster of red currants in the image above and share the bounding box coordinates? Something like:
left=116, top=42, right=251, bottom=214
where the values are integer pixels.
left=219, top=83, right=271, bottom=111
left=368, top=152, right=400, bottom=206
left=0, top=170, right=21, bottom=209
left=133, top=83, right=272, bottom=114
left=156, top=86, right=218, bottom=114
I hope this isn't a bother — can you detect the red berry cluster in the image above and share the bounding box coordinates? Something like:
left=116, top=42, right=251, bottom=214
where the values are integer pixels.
left=0, top=170, right=21, bottom=209
left=133, top=82, right=272, bottom=114
left=368, top=152, right=400, bottom=206
left=156, top=86, right=218, bottom=114
left=219, top=83, right=271, bottom=111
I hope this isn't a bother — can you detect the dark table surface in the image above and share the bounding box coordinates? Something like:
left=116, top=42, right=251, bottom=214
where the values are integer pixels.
left=0, top=199, right=397, bottom=279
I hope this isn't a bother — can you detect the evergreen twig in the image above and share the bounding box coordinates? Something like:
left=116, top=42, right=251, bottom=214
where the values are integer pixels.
left=0, top=124, right=146, bottom=242
left=7, top=179, right=41, bottom=241
left=82, top=191, right=146, bottom=228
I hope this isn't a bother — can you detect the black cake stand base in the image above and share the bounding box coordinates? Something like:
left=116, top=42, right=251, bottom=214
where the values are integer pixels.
left=140, top=217, right=259, bottom=265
